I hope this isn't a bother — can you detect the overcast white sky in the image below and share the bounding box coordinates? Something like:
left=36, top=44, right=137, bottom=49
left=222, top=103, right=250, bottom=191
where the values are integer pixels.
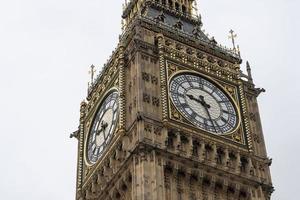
left=0, top=0, right=299, bottom=199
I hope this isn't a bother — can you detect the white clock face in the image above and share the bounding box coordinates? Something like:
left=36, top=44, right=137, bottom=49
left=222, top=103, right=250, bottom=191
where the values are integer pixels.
left=169, top=73, right=238, bottom=135
left=86, top=91, right=119, bottom=164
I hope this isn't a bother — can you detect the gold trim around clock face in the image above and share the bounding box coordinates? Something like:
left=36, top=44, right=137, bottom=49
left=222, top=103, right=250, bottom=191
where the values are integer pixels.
left=168, top=70, right=241, bottom=136
left=84, top=87, right=119, bottom=166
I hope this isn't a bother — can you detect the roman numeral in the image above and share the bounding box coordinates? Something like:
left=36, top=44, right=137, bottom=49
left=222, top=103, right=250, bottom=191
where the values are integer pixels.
left=222, top=110, right=230, bottom=114
left=221, top=118, right=234, bottom=128
left=113, top=108, right=118, bottom=114
left=184, top=75, right=193, bottom=87
left=91, top=144, right=97, bottom=154
left=179, top=86, right=188, bottom=92
left=218, top=100, right=229, bottom=104
left=93, top=147, right=99, bottom=155
left=191, top=111, right=197, bottom=118
left=222, top=110, right=236, bottom=116
left=112, top=101, right=117, bottom=108
left=181, top=103, right=189, bottom=108
left=210, top=86, right=217, bottom=94
left=203, top=119, right=208, bottom=128
left=198, top=78, right=203, bottom=88
left=214, top=121, right=224, bottom=134
left=172, top=92, right=185, bottom=98
left=221, top=117, right=228, bottom=123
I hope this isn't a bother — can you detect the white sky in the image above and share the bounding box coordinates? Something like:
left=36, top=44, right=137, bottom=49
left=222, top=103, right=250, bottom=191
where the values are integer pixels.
left=0, top=0, right=298, bottom=199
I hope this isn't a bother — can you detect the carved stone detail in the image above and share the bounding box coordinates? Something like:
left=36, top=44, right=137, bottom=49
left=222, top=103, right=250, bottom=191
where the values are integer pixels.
left=152, top=96, right=160, bottom=107
left=151, top=75, right=158, bottom=85
left=143, top=93, right=151, bottom=103
left=142, top=72, right=150, bottom=82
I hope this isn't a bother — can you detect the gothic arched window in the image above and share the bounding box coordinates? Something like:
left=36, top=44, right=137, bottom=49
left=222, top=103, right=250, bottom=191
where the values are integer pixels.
left=168, top=0, right=173, bottom=8
left=175, top=2, right=180, bottom=11
left=182, top=5, right=187, bottom=14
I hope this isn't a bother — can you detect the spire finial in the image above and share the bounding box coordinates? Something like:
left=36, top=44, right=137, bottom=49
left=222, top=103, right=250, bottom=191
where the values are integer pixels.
left=228, top=29, right=237, bottom=52
left=246, top=61, right=253, bottom=83
left=192, top=0, right=199, bottom=16
left=89, top=64, right=96, bottom=85
left=237, top=45, right=241, bottom=57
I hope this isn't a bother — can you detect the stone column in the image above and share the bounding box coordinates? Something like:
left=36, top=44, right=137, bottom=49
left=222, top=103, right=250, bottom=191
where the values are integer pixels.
left=224, top=147, right=230, bottom=170
left=211, top=143, right=218, bottom=166
left=199, top=141, right=205, bottom=162
left=235, top=152, right=241, bottom=174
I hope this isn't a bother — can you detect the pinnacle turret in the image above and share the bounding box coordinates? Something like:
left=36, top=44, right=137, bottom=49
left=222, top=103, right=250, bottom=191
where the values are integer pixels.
left=122, top=0, right=201, bottom=28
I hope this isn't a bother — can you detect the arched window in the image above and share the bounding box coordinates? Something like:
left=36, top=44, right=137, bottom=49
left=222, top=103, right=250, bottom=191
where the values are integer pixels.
left=168, top=0, right=173, bottom=8
left=182, top=5, right=186, bottom=14
left=175, top=2, right=180, bottom=11
left=162, top=0, right=166, bottom=5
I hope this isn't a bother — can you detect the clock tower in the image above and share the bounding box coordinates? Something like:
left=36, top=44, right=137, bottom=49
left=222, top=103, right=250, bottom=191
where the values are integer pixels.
left=72, top=0, right=274, bottom=199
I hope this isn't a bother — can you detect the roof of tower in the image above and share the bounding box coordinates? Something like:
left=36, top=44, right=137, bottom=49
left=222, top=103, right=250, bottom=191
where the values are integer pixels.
left=123, top=0, right=196, bottom=19
left=121, top=0, right=241, bottom=62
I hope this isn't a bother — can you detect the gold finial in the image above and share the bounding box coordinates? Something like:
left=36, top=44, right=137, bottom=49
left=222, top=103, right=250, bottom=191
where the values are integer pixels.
left=88, top=64, right=96, bottom=85
left=237, top=45, right=241, bottom=57
left=246, top=61, right=253, bottom=83
left=228, top=29, right=237, bottom=52
left=123, top=0, right=128, bottom=9
left=192, top=0, right=199, bottom=16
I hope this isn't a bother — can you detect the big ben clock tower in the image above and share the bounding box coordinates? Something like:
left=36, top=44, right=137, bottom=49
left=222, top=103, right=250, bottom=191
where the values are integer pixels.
left=72, top=0, right=274, bottom=199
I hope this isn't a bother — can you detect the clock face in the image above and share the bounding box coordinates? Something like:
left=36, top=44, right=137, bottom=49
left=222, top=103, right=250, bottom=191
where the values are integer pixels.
left=169, top=73, right=239, bottom=135
left=86, top=91, right=119, bottom=164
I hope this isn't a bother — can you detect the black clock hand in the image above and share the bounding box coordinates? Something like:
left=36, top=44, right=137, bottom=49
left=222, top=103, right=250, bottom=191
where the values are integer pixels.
left=187, top=94, right=211, bottom=109
left=96, top=121, right=108, bottom=136
left=203, top=104, right=218, bottom=133
left=187, top=94, right=197, bottom=101
left=199, top=95, right=211, bottom=109
left=197, top=95, right=218, bottom=133
left=101, top=121, right=108, bottom=129
left=187, top=94, right=205, bottom=106
left=187, top=94, right=217, bottom=132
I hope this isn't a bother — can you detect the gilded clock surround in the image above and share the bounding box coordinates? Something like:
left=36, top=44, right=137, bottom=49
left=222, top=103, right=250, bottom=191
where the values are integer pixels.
left=75, top=47, right=127, bottom=191
left=167, top=69, right=241, bottom=136
left=73, top=1, right=273, bottom=199
left=165, top=61, right=247, bottom=146
left=84, top=88, right=119, bottom=167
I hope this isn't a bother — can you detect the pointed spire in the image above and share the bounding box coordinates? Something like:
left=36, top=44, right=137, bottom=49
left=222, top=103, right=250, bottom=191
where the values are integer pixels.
left=87, top=81, right=90, bottom=95
left=237, top=45, right=241, bottom=57
left=228, top=29, right=237, bottom=52
left=89, top=64, right=96, bottom=85
left=122, top=3, right=126, bottom=11
left=246, top=61, right=253, bottom=83
left=197, top=13, right=203, bottom=27
left=192, top=0, right=199, bottom=16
